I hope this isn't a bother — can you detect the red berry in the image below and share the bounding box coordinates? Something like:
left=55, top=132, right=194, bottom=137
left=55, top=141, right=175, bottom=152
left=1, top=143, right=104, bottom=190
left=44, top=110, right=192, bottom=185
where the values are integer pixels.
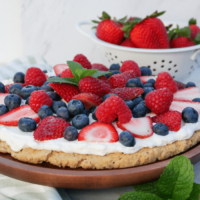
left=34, top=116, right=71, bottom=141
left=73, top=54, right=92, bottom=69
left=170, top=37, right=194, bottom=48
left=53, top=64, right=69, bottom=76
left=60, top=68, right=74, bottom=78
left=139, top=76, right=156, bottom=84
left=96, top=95, right=132, bottom=124
left=49, top=83, right=79, bottom=103
left=79, top=76, right=110, bottom=97
left=91, top=63, right=108, bottom=71
left=145, top=88, right=173, bottom=114
left=175, top=81, right=184, bottom=90
left=154, top=72, right=178, bottom=93
left=120, top=38, right=135, bottom=47
left=190, top=24, right=200, bottom=39
left=4, top=83, right=26, bottom=93
left=29, top=90, right=53, bottom=113
left=120, top=60, right=141, bottom=77
left=25, top=67, right=47, bottom=87
left=152, top=111, right=182, bottom=131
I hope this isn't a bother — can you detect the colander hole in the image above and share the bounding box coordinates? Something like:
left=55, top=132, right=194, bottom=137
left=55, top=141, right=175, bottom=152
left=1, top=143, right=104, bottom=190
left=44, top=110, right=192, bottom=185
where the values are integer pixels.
left=169, top=61, right=172, bottom=63
left=153, top=69, right=156, bottom=71
left=148, top=65, right=151, bottom=68
left=191, top=66, right=193, bottom=69
left=175, top=70, right=178, bottom=73
left=168, top=68, right=171, bottom=71
left=174, top=64, right=177, bottom=67
left=161, top=65, right=164, bottom=68
left=162, top=60, right=165, bottom=62
left=154, top=61, right=157, bottom=64
left=110, top=53, right=112, bottom=55
left=115, top=56, right=117, bottom=58
left=173, top=76, right=175, bottom=78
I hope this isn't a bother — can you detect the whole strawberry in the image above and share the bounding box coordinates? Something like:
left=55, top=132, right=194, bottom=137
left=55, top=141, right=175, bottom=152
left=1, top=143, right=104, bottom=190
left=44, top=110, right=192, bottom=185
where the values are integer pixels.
left=120, top=60, right=141, bottom=77
left=25, top=67, right=47, bottom=86
left=93, top=12, right=124, bottom=45
left=120, top=38, right=135, bottom=47
left=189, top=18, right=200, bottom=39
left=170, top=37, right=195, bottom=48
left=73, top=54, right=92, bottom=69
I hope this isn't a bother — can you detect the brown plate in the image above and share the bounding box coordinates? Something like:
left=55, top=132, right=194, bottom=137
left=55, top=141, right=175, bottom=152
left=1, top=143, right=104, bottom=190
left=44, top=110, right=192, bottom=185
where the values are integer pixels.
left=0, top=143, right=199, bottom=189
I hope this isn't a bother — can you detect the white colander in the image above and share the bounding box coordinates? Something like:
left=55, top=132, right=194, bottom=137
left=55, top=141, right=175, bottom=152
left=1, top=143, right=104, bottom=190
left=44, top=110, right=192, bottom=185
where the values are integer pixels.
left=77, top=21, right=200, bottom=82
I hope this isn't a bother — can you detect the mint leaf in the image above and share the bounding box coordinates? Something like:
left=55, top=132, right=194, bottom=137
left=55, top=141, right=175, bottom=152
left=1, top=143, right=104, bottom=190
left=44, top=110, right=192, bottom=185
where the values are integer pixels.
left=80, top=69, right=98, bottom=79
left=47, top=77, right=79, bottom=86
left=118, top=192, right=162, bottom=200
left=92, top=71, right=112, bottom=78
left=158, top=155, right=194, bottom=200
left=67, top=61, right=84, bottom=81
left=187, top=183, right=200, bottom=200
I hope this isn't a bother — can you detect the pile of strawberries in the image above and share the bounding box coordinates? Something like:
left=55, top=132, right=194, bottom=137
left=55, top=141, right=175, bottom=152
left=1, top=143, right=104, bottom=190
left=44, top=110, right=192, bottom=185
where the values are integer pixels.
left=92, top=11, right=200, bottom=49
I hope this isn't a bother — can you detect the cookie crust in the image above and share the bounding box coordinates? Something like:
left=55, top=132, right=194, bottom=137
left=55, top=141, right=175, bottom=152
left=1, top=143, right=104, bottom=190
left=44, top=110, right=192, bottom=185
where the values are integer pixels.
left=0, top=130, right=200, bottom=169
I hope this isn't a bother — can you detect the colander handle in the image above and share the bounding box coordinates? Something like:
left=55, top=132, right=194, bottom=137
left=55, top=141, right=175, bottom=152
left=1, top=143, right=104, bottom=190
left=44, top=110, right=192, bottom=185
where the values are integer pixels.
left=191, top=49, right=200, bottom=60
left=76, top=21, right=93, bottom=38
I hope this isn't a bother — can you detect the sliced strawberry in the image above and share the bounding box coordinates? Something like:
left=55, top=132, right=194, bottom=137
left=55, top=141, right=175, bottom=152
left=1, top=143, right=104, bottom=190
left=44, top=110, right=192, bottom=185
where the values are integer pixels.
left=173, top=87, right=200, bottom=101
left=117, top=117, right=153, bottom=139
left=44, top=73, right=49, bottom=79
left=140, top=76, right=156, bottom=84
left=0, top=93, right=9, bottom=104
left=0, top=105, right=40, bottom=126
left=5, top=83, right=26, bottom=93
left=72, top=93, right=102, bottom=109
left=78, top=122, right=119, bottom=143
left=170, top=100, right=200, bottom=113
left=53, top=64, right=69, bottom=76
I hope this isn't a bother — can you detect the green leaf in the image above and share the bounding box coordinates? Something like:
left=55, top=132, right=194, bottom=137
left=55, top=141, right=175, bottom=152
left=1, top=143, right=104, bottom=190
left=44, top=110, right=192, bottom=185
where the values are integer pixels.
left=186, top=183, right=200, bottom=200
left=47, top=77, right=79, bottom=86
left=102, top=11, right=110, bottom=20
left=194, top=33, right=200, bottom=44
left=79, top=69, right=98, bottom=79
left=67, top=61, right=84, bottom=81
left=92, top=20, right=100, bottom=24
left=158, top=155, right=194, bottom=200
left=122, top=24, right=133, bottom=32
left=177, top=27, right=191, bottom=38
left=189, top=18, right=196, bottom=25
left=92, top=70, right=112, bottom=78
left=118, top=16, right=127, bottom=24
left=118, top=192, right=162, bottom=200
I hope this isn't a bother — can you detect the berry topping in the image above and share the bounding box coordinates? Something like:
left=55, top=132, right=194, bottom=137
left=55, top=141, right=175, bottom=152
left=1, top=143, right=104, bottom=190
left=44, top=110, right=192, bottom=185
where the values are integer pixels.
left=25, top=67, right=47, bottom=87
left=132, top=103, right=147, bottom=118
left=117, top=117, right=153, bottom=139
left=56, top=107, right=70, bottom=121
left=13, top=72, right=25, bottom=83
left=46, top=91, right=61, bottom=101
left=0, top=82, right=5, bottom=93
left=145, top=88, right=173, bottom=114
left=49, top=83, right=79, bottom=103
left=4, top=94, right=21, bottom=110
left=132, top=97, right=143, bottom=108
left=29, top=90, right=53, bottom=113
left=9, top=83, right=23, bottom=95
left=53, top=64, right=69, bottom=76
left=119, top=131, right=136, bottom=147
left=126, top=77, right=143, bottom=88
left=0, top=105, right=40, bottom=126
left=193, top=98, right=200, bottom=102
left=0, top=105, right=8, bottom=116
left=38, top=105, right=53, bottom=120
left=96, top=95, right=132, bottom=124
left=124, top=100, right=134, bottom=110
left=52, top=101, right=67, bottom=113
left=139, top=76, right=156, bottom=84
left=102, top=93, right=118, bottom=102
left=72, top=114, right=89, bottom=129
left=78, top=121, right=119, bottom=143
left=63, top=126, right=78, bottom=141
left=68, top=99, right=84, bottom=116
left=120, top=60, right=141, bottom=77
left=186, top=82, right=196, bottom=88
left=20, top=85, right=38, bottom=100
left=154, top=72, right=178, bottom=93
left=33, top=116, right=71, bottom=141
left=60, top=68, right=74, bottom=78
left=182, top=107, right=199, bottom=123
left=41, top=83, right=54, bottom=92
left=18, top=117, right=37, bottom=132
left=72, top=93, right=102, bottom=110
left=91, top=63, right=108, bottom=71
left=140, top=67, right=152, bottom=76
left=73, top=54, right=92, bottom=69
left=146, top=79, right=156, bottom=85
left=109, top=87, right=144, bottom=100
left=142, top=87, right=155, bottom=99
left=152, top=111, right=182, bottom=131
left=110, top=64, right=120, bottom=71
left=153, top=123, right=169, bottom=136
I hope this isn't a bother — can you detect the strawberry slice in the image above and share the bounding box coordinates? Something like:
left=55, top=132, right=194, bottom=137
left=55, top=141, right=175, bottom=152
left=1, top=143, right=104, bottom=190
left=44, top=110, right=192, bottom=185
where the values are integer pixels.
left=139, top=76, right=156, bottom=84
left=170, top=100, right=200, bottom=113
left=117, top=117, right=153, bottom=139
left=0, top=93, right=9, bottom=104
left=5, top=83, right=26, bottom=93
left=78, top=122, right=119, bottom=143
left=53, top=64, right=69, bottom=76
left=173, top=87, right=200, bottom=101
left=72, top=93, right=102, bottom=109
left=0, top=105, right=40, bottom=126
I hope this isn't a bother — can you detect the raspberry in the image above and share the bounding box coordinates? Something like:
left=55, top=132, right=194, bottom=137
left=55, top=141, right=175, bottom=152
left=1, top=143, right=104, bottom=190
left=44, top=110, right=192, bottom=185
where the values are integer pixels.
left=73, top=54, right=92, bottom=69
left=79, top=76, right=111, bottom=97
left=49, top=83, right=79, bottom=102
left=92, top=63, right=108, bottom=71
left=60, top=68, right=74, bottom=78
left=25, top=67, right=47, bottom=87
left=152, top=111, right=182, bottom=131
left=98, top=76, right=112, bottom=87
left=145, top=88, right=173, bottom=114
left=109, top=70, right=137, bottom=88
left=34, top=116, right=71, bottom=141
left=96, top=95, right=132, bottom=124
left=154, top=72, right=178, bottom=93
left=4, top=83, right=26, bottom=93
left=29, top=90, right=53, bottom=113
left=120, top=60, right=141, bottom=77
left=175, top=81, right=184, bottom=90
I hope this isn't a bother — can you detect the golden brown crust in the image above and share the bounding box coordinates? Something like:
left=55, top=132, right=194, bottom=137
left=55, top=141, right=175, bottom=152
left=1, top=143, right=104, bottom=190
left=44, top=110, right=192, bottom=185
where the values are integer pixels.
left=0, top=130, right=200, bottom=169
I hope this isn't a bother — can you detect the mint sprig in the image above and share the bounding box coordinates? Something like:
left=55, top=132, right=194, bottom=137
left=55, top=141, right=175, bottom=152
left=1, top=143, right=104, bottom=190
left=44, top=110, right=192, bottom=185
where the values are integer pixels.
left=47, top=61, right=111, bottom=86
left=119, top=192, right=163, bottom=200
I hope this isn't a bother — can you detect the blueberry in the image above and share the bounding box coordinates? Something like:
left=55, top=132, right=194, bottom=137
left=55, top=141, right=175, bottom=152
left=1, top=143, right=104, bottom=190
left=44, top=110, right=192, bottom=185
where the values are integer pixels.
left=89, top=106, right=96, bottom=113
left=52, top=101, right=67, bottom=113
left=102, top=93, right=118, bottom=102
left=125, top=100, right=134, bottom=110
left=146, top=79, right=155, bottom=86
left=153, top=123, right=169, bottom=136
left=38, top=105, right=53, bottom=120
left=142, top=87, right=154, bottom=99
left=132, top=103, right=146, bottom=118
left=4, top=94, right=21, bottom=110
left=110, top=64, right=120, bottom=71
left=140, top=66, right=152, bottom=76
left=9, top=83, right=23, bottom=95
left=192, top=98, right=200, bottom=102
left=20, top=85, right=37, bottom=99
left=186, top=82, right=196, bottom=88
left=13, top=72, right=25, bottom=83
left=42, top=70, right=48, bottom=73
left=119, top=131, right=136, bottom=147
left=143, top=83, right=154, bottom=88
left=139, top=101, right=151, bottom=113
left=58, top=74, right=61, bottom=77
left=82, top=107, right=89, bottom=116
left=41, top=84, right=53, bottom=92
left=25, top=97, right=30, bottom=105
left=36, top=86, right=41, bottom=90
left=43, top=81, right=50, bottom=85
left=68, top=99, right=84, bottom=116
left=0, top=82, right=5, bottom=93
left=18, top=117, right=36, bottom=132
left=109, top=70, right=121, bottom=76
left=105, top=74, right=111, bottom=79
left=63, top=126, right=78, bottom=141
left=0, top=105, right=8, bottom=115
left=56, top=107, right=70, bottom=121
left=132, top=97, right=143, bottom=108
left=92, top=107, right=98, bottom=120
left=182, top=107, right=198, bottom=123
left=126, top=77, right=143, bottom=88
left=47, top=91, right=61, bottom=101
left=72, top=114, right=89, bottom=129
